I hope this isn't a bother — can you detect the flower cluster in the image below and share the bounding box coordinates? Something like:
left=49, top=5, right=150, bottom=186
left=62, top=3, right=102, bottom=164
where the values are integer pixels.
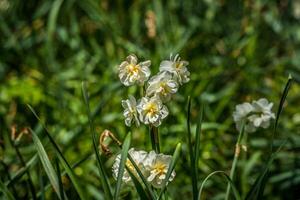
left=119, top=54, right=190, bottom=127
left=112, top=148, right=176, bottom=188
left=233, top=98, right=275, bottom=133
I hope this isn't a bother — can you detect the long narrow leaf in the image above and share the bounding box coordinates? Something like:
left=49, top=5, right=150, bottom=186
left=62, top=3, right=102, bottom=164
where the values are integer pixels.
left=194, top=104, right=204, bottom=180
left=81, top=82, right=113, bottom=199
left=114, top=132, right=132, bottom=199
left=245, top=141, right=287, bottom=200
left=36, top=152, right=93, bottom=199
left=186, top=96, right=198, bottom=199
left=246, top=75, right=292, bottom=200
left=0, top=179, right=15, bottom=200
left=31, top=128, right=62, bottom=200
left=55, top=158, right=66, bottom=200
left=6, top=155, right=38, bottom=187
left=157, top=143, right=182, bottom=200
left=127, top=154, right=156, bottom=199
left=198, top=171, right=241, bottom=200
left=126, top=165, right=150, bottom=200
left=271, top=75, right=292, bottom=152
left=28, top=105, right=87, bottom=200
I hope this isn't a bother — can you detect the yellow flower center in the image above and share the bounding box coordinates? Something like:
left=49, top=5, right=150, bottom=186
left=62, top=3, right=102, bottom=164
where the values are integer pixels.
left=153, top=162, right=166, bottom=175
left=146, top=102, right=158, bottom=116
left=159, top=82, right=169, bottom=95
left=175, top=62, right=183, bottom=69
left=127, top=64, right=140, bottom=75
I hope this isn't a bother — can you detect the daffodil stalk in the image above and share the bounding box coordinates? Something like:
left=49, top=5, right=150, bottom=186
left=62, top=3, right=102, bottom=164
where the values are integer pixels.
left=150, top=125, right=160, bottom=153
left=225, top=121, right=245, bottom=200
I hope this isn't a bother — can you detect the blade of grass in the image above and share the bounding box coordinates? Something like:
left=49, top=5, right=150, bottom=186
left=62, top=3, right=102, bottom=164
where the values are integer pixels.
left=194, top=104, right=204, bottom=180
left=9, top=137, right=37, bottom=200
left=197, top=171, right=241, bottom=200
left=6, top=155, right=38, bottom=187
left=28, top=105, right=87, bottom=200
left=35, top=152, right=93, bottom=199
left=246, top=75, right=292, bottom=200
left=114, top=132, right=131, bottom=199
left=126, top=165, right=150, bottom=200
left=271, top=74, right=293, bottom=152
left=127, top=154, right=156, bottom=199
left=225, top=122, right=245, bottom=200
left=38, top=161, right=45, bottom=200
left=55, top=158, right=66, bottom=200
left=0, top=179, right=15, bottom=200
left=1, top=161, right=18, bottom=197
left=157, top=143, right=182, bottom=200
left=81, top=82, right=113, bottom=200
left=245, top=140, right=287, bottom=200
left=31, top=128, right=62, bottom=200
left=186, top=96, right=197, bottom=200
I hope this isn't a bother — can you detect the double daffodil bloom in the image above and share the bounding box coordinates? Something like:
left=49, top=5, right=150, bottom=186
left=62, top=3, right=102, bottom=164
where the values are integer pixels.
left=233, top=98, right=275, bottom=133
left=159, top=54, right=190, bottom=85
left=121, top=95, right=140, bottom=127
left=118, top=54, right=151, bottom=86
left=146, top=71, right=178, bottom=102
left=112, top=148, right=148, bottom=183
left=137, top=96, right=169, bottom=127
left=144, top=151, right=176, bottom=188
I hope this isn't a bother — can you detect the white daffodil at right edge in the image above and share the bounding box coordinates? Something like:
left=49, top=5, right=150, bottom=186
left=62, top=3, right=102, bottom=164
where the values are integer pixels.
left=122, top=95, right=140, bottom=127
left=146, top=71, right=178, bottom=102
left=233, top=98, right=275, bottom=133
left=248, top=98, right=275, bottom=129
left=118, top=54, right=151, bottom=86
left=112, top=148, right=148, bottom=184
left=136, top=95, right=169, bottom=127
left=159, top=54, right=190, bottom=85
left=144, top=151, right=176, bottom=188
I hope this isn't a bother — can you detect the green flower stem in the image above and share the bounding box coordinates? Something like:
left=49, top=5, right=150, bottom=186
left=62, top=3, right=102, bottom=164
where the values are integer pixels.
left=225, top=124, right=245, bottom=200
left=241, top=132, right=248, bottom=198
left=150, top=125, right=160, bottom=153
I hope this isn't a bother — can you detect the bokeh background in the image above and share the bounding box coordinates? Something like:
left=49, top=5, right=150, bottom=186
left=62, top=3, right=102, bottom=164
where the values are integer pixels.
left=1, top=0, right=300, bottom=199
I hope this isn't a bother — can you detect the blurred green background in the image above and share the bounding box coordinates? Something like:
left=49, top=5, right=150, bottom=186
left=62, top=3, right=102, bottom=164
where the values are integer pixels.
left=1, top=0, right=300, bottom=199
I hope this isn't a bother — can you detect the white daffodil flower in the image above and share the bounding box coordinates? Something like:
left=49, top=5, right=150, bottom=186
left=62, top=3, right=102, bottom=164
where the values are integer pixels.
left=144, top=151, right=176, bottom=188
left=122, top=95, right=140, bottom=127
left=146, top=71, right=178, bottom=102
left=112, top=148, right=148, bottom=184
left=248, top=98, right=275, bottom=129
left=137, top=96, right=169, bottom=127
left=159, top=54, right=190, bottom=85
left=118, top=54, right=151, bottom=86
left=233, top=98, right=275, bottom=133
left=233, top=102, right=256, bottom=133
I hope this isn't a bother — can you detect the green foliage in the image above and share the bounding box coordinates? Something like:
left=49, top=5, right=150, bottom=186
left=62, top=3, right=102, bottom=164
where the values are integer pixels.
left=0, top=0, right=299, bottom=199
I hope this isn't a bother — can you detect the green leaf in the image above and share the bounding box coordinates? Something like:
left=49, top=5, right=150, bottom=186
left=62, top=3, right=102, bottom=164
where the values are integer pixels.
left=55, top=158, right=66, bottom=200
left=271, top=75, right=293, bottom=152
left=126, top=165, right=150, bottom=200
left=186, top=96, right=198, bottom=200
left=28, top=105, right=88, bottom=200
left=245, top=141, right=287, bottom=200
left=194, top=104, right=204, bottom=180
left=6, top=155, right=38, bottom=187
left=197, top=171, right=241, bottom=200
left=157, top=143, right=182, bottom=200
left=127, top=154, right=156, bottom=199
left=114, top=132, right=132, bottom=199
left=31, top=128, right=62, bottom=200
left=81, top=82, right=113, bottom=200
left=246, top=75, right=292, bottom=200
left=0, top=179, right=15, bottom=200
